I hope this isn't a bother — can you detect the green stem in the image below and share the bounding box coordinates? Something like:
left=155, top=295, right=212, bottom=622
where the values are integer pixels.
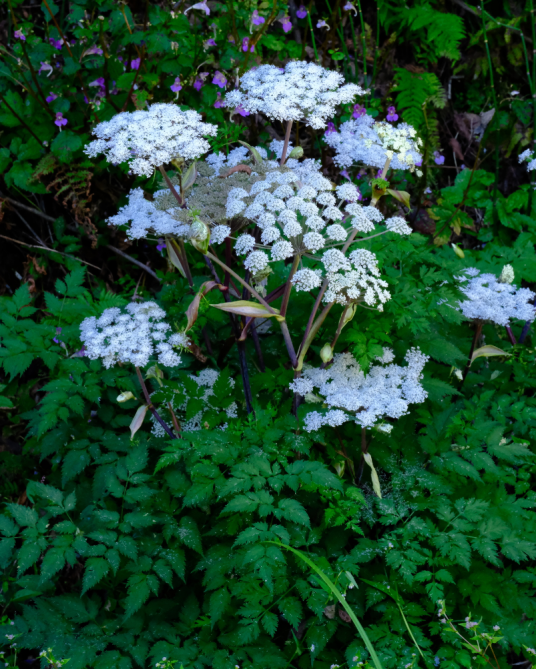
left=355, top=0, right=368, bottom=85
left=204, top=251, right=276, bottom=314
left=280, top=254, right=300, bottom=317
left=372, top=0, right=380, bottom=88
left=480, top=0, right=499, bottom=220
left=306, top=6, right=319, bottom=61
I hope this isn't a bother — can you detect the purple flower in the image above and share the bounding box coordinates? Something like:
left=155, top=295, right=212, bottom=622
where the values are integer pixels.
left=194, top=72, right=208, bottom=91
left=89, top=77, right=105, bottom=89
left=325, top=121, right=336, bottom=134
left=52, top=327, right=62, bottom=344
left=460, top=164, right=466, bottom=170
left=340, top=169, right=351, bottom=179
left=343, top=1, right=357, bottom=13
left=297, top=5, right=307, bottom=19
left=184, top=0, right=210, bottom=15
left=85, top=45, right=103, bottom=56
left=38, top=61, right=53, bottom=76
left=212, top=70, right=227, bottom=88
left=156, top=240, right=166, bottom=251
left=214, top=92, right=223, bottom=108
left=131, top=58, right=141, bottom=70
left=46, top=92, right=58, bottom=103
left=205, top=38, right=216, bottom=47
left=386, top=106, right=398, bottom=122
left=252, top=10, right=265, bottom=25
left=72, top=345, right=86, bottom=358
left=433, top=151, right=445, bottom=165
left=279, top=16, right=292, bottom=32
left=170, top=77, right=182, bottom=93
left=317, top=19, right=329, bottom=29
left=236, top=105, right=250, bottom=117
left=14, top=29, right=26, bottom=41
left=242, top=36, right=254, bottom=52
left=55, top=112, right=67, bottom=129
left=49, top=37, right=63, bottom=49
left=352, top=103, right=366, bottom=119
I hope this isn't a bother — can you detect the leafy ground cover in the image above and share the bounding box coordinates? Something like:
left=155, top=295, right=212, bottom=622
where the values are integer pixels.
left=1, top=1, right=536, bottom=669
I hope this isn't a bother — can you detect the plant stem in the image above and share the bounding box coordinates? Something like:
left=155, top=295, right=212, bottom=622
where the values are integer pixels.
left=0, top=93, right=42, bottom=144
left=205, top=251, right=276, bottom=314
left=306, top=3, right=319, bottom=61
left=355, top=0, right=368, bottom=85
left=135, top=367, right=177, bottom=439
left=372, top=2, right=380, bottom=88
left=280, top=254, right=300, bottom=317
left=280, top=321, right=298, bottom=368
left=480, top=0, right=499, bottom=221
left=203, top=257, right=255, bottom=414
left=505, top=325, right=517, bottom=346
left=158, top=165, right=184, bottom=205
left=178, top=239, right=194, bottom=287
left=280, top=120, right=293, bottom=166
left=461, top=320, right=483, bottom=384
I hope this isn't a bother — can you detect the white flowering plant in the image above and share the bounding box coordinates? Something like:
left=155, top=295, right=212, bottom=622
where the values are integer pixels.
left=4, top=39, right=536, bottom=669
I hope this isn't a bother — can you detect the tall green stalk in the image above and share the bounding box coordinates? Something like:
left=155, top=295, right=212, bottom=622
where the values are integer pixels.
left=306, top=7, right=319, bottom=61
left=355, top=0, right=368, bottom=85
left=480, top=0, right=499, bottom=221
left=372, top=0, right=381, bottom=88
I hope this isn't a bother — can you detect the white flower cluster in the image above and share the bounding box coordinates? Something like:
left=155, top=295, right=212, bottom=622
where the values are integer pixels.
left=151, top=369, right=237, bottom=437
left=85, top=103, right=217, bottom=177
left=223, top=61, right=365, bottom=129
left=457, top=267, right=535, bottom=326
left=227, top=159, right=407, bottom=307
left=80, top=302, right=189, bottom=369
left=291, top=348, right=429, bottom=431
left=324, top=112, right=422, bottom=172
left=108, top=188, right=191, bottom=240
left=321, top=248, right=391, bottom=309
left=519, top=148, right=536, bottom=172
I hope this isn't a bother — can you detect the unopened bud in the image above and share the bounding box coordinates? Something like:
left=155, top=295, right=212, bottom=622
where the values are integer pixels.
left=451, top=243, right=465, bottom=258
left=499, top=264, right=514, bottom=284
left=117, top=391, right=135, bottom=402
left=288, top=146, right=304, bottom=159
left=320, top=343, right=333, bottom=363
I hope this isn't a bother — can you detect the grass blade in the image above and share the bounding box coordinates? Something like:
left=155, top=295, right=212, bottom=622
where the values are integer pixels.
left=266, top=541, right=383, bottom=669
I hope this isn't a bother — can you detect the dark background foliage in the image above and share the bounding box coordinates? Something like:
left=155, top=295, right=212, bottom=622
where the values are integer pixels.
left=1, top=1, right=536, bottom=668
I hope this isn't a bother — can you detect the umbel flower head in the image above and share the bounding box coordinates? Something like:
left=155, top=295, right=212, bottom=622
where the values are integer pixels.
left=457, top=267, right=535, bottom=326
left=80, top=302, right=189, bottom=369
left=85, top=103, right=217, bottom=177
left=226, top=143, right=408, bottom=307
left=324, top=111, right=422, bottom=173
left=291, top=347, right=429, bottom=431
left=223, top=61, right=365, bottom=129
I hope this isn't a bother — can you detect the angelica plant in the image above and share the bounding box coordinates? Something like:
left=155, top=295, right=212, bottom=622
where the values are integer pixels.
left=456, top=266, right=536, bottom=380
left=84, top=61, right=422, bottom=423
